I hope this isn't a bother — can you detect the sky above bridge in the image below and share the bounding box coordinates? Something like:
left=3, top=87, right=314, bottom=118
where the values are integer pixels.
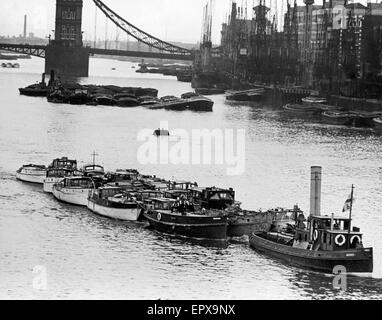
left=0, top=0, right=371, bottom=45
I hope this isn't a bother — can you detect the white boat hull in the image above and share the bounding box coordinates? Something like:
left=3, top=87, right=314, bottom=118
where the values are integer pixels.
left=52, top=187, right=91, bottom=206
left=43, top=177, right=64, bottom=193
left=16, top=170, right=46, bottom=184
left=87, top=200, right=141, bottom=221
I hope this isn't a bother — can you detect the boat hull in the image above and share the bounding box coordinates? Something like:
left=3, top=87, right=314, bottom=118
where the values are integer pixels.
left=87, top=199, right=141, bottom=221
left=144, top=211, right=228, bottom=242
left=228, top=214, right=273, bottom=237
left=249, top=233, right=373, bottom=273
left=16, top=170, right=46, bottom=184
left=52, top=187, right=91, bottom=206
left=43, top=177, right=64, bottom=193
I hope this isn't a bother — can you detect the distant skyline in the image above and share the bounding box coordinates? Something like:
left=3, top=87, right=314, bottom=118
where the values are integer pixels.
left=0, top=0, right=373, bottom=44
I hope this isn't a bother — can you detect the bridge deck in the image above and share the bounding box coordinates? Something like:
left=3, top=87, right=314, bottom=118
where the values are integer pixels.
left=0, top=43, right=194, bottom=61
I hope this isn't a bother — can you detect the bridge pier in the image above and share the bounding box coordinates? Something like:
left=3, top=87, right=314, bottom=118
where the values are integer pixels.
left=45, top=44, right=89, bottom=77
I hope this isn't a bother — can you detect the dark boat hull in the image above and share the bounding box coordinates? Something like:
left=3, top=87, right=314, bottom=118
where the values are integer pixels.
left=144, top=211, right=227, bottom=242
left=19, top=88, right=48, bottom=97
left=249, top=233, right=373, bottom=273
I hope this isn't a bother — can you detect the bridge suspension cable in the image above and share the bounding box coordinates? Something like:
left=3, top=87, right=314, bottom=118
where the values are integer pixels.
left=92, top=0, right=192, bottom=56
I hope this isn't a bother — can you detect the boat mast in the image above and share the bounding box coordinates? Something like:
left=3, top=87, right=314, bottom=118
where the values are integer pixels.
left=91, top=151, right=98, bottom=167
left=347, top=184, right=354, bottom=249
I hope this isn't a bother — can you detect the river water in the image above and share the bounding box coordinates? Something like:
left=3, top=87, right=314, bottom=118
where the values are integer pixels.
left=0, top=56, right=382, bottom=300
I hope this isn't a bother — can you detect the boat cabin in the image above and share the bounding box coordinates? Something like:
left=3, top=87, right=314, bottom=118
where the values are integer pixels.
left=164, top=189, right=191, bottom=200
left=59, top=177, right=95, bottom=189
left=189, top=187, right=235, bottom=210
left=46, top=168, right=82, bottom=178
left=106, top=169, right=139, bottom=182
left=133, top=190, right=164, bottom=201
left=293, top=215, right=364, bottom=251
left=83, top=164, right=105, bottom=177
left=143, top=198, right=177, bottom=211
left=50, top=157, right=77, bottom=170
left=168, top=180, right=198, bottom=190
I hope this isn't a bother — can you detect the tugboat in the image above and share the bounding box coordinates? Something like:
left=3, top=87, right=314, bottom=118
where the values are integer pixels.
left=143, top=197, right=228, bottom=242
left=19, top=73, right=49, bottom=97
left=87, top=186, right=141, bottom=221
left=16, top=164, right=47, bottom=184
left=249, top=167, right=373, bottom=273
left=52, top=176, right=96, bottom=206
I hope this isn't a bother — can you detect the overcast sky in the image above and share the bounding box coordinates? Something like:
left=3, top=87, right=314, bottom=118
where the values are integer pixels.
left=0, top=0, right=371, bottom=44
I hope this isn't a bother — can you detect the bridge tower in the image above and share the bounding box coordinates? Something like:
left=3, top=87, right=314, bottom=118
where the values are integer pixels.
left=45, top=0, right=90, bottom=77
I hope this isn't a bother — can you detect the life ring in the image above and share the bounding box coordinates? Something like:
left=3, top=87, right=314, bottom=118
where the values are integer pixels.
left=313, top=229, right=319, bottom=241
left=350, top=235, right=361, bottom=245
left=157, top=212, right=162, bottom=221
left=335, top=234, right=346, bottom=247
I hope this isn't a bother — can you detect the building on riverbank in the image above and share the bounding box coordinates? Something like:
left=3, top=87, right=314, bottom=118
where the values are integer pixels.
left=198, top=0, right=382, bottom=100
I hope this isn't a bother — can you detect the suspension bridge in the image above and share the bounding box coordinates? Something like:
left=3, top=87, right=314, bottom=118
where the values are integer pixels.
left=0, top=0, right=195, bottom=77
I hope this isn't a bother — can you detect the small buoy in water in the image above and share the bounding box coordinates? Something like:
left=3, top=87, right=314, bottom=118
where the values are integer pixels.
left=111, top=68, right=116, bottom=70
left=154, top=128, right=170, bottom=136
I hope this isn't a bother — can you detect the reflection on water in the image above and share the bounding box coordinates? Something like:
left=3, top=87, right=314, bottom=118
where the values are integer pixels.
left=0, top=57, right=382, bottom=299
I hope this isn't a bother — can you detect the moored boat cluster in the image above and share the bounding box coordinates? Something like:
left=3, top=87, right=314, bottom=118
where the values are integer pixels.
left=16, top=159, right=374, bottom=273
left=16, top=156, right=286, bottom=243
left=283, top=96, right=382, bottom=129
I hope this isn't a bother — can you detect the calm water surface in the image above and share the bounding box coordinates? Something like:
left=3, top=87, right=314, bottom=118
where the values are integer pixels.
left=1, top=57, right=382, bottom=299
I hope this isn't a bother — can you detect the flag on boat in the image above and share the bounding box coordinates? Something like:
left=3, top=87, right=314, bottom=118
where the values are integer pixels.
left=342, top=192, right=355, bottom=213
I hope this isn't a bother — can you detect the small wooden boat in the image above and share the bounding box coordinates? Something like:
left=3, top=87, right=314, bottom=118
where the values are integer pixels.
left=52, top=177, right=95, bottom=206
left=321, top=110, right=357, bottom=126
left=16, top=164, right=47, bottom=184
left=87, top=186, right=141, bottom=221
left=154, top=128, right=170, bottom=136
left=301, top=96, right=327, bottom=106
left=283, top=103, right=323, bottom=116
left=143, top=198, right=228, bottom=242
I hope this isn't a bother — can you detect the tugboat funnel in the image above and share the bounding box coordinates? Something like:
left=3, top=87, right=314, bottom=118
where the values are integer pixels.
left=310, top=166, right=322, bottom=217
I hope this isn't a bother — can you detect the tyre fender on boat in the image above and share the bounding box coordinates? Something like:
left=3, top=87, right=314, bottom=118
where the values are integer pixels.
left=157, top=212, right=162, bottom=221
left=350, top=235, right=361, bottom=245
left=313, top=229, right=319, bottom=241
left=335, top=234, right=346, bottom=247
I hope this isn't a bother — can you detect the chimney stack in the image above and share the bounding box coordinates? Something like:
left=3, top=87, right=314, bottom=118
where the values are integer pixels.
left=23, top=15, right=27, bottom=39
left=310, top=166, right=322, bottom=217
